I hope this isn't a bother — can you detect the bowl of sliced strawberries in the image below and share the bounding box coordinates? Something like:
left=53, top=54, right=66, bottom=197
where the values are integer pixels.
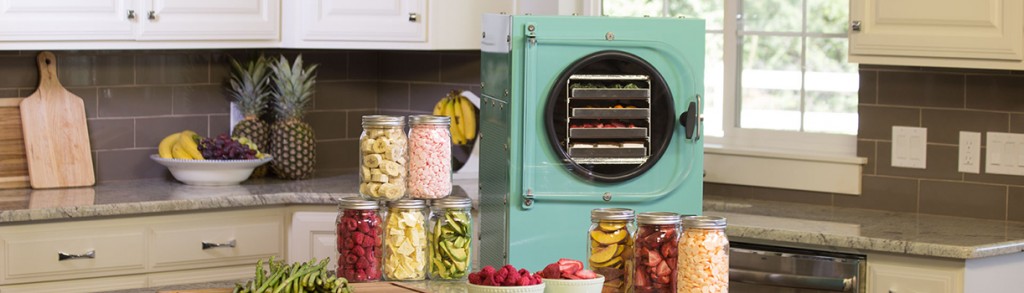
left=537, top=259, right=604, bottom=293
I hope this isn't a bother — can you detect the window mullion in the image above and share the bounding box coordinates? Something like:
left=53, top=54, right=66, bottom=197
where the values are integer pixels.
left=722, top=0, right=740, bottom=139
left=800, top=0, right=807, bottom=132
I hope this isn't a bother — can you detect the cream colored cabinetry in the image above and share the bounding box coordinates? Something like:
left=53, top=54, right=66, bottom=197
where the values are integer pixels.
left=0, top=208, right=285, bottom=292
left=288, top=211, right=339, bottom=272
left=283, top=0, right=519, bottom=50
left=849, top=0, right=1024, bottom=70
left=0, top=0, right=279, bottom=49
left=868, top=253, right=964, bottom=293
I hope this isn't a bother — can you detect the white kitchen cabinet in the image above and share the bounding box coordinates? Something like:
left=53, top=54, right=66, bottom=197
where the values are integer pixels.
left=0, top=0, right=279, bottom=49
left=284, top=0, right=518, bottom=50
left=849, top=0, right=1024, bottom=70
left=868, top=253, right=964, bottom=293
left=288, top=211, right=338, bottom=271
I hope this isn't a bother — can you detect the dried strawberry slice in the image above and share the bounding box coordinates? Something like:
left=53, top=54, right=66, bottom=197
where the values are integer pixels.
left=576, top=269, right=597, bottom=279
left=646, top=249, right=663, bottom=267
left=541, top=263, right=561, bottom=279
left=557, top=258, right=583, bottom=275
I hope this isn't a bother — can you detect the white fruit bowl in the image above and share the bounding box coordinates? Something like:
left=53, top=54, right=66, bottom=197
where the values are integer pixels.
left=542, top=276, right=604, bottom=293
left=150, top=154, right=272, bottom=186
left=466, top=283, right=546, bottom=293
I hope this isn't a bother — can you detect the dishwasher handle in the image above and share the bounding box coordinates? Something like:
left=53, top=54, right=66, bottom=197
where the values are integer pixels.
left=730, top=268, right=855, bottom=292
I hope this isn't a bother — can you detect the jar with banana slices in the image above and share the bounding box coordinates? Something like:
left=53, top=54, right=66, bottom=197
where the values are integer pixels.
left=359, top=115, right=408, bottom=201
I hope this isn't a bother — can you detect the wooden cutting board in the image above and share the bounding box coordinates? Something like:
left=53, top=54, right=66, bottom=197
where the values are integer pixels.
left=0, top=97, right=29, bottom=189
left=20, top=51, right=95, bottom=189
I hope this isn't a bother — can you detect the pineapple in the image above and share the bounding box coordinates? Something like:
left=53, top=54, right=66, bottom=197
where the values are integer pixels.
left=227, top=55, right=272, bottom=177
left=269, top=54, right=318, bottom=180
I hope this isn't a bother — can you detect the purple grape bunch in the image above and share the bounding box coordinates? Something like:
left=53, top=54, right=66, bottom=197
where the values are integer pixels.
left=198, top=133, right=259, bottom=160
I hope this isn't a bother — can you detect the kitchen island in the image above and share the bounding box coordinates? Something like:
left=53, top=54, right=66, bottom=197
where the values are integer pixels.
left=1, top=176, right=1023, bottom=292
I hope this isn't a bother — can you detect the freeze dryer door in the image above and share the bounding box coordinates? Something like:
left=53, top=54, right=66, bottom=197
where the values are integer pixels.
left=517, top=18, right=704, bottom=205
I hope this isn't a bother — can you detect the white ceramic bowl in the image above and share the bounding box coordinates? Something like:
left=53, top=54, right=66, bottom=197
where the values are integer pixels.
left=542, top=276, right=605, bottom=293
left=466, top=282, right=546, bottom=293
left=150, top=154, right=272, bottom=186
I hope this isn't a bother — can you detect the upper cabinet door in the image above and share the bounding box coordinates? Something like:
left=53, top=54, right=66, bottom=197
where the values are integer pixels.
left=0, top=0, right=136, bottom=41
left=296, top=0, right=425, bottom=42
left=137, top=0, right=279, bottom=41
left=850, top=0, right=1024, bottom=61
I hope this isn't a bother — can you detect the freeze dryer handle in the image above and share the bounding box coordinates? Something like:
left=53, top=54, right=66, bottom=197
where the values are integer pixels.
left=679, top=97, right=700, bottom=140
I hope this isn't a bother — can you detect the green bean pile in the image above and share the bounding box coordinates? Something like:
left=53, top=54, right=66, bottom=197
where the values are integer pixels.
left=233, top=257, right=353, bottom=293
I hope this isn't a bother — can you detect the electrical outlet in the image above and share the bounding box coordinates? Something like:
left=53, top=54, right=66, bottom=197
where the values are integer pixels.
left=959, top=131, right=981, bottom=173
left=892, top=126, right=927, bottom=169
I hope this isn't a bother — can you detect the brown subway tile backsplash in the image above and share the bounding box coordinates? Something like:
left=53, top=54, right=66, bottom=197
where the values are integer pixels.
left=1011, top=114, right=1024, bottom=134
left=135, top=116, right=210, bottom=148
left=209, top=114, right=230, bottom=137
left=377, top=82, right=410, bottom=111
left=875, top=142, right=961, bottom=181
left=349, top=51, right=379, bottom=80
left=94, top=55, right=135, bottom=86
left=857, top=140, right=876, bottom=175
left=305, top=52, right=349, bottom=81
left=88, top=119, right=135, bottom=150
left=834, top=175, right=917, bottom=212
left=99, top=86, right=173, bottom=117
left=345, top=110, right=376, bottom=138
left=704, top=182, right=833, bottom=205
left=67, top=87, right=98, bottom=118
left=1009, top=187, right=1024, bottom=222
left=410, top=83, right=462, bottom=113
left=919, top=180, right=1006, bottom=220
left=965, top=75, right=1024, bottom=112
left=96, top=149, right=168, bottom=181
left=306, top=111, right=349, bottom=140
left=172, top=85, right=230, bottom=115
left=0, top=56, right=39, bottom=88
left=858, top=70, right=877, bottom=104
left=56, top=55, right=94, bottom=87
left=877, top=71, right=964, bottom=108
left=0, top=89, right=18, bottom=97
left=857, top=105, right=919, bottom=140
left=136, top=54, right=211, bottom=85
left=440, top=52, right=482, bottom=84
left=315, top=139, right=358, bottom=171
left=921, top=109, right=1008, bottom=145
left=315, top=81, right=378, bottom=110
left=379, top=51, right=440, bottom=82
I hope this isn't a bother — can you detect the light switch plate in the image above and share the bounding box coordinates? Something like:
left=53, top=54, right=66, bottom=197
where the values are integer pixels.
left=985, top=132, right=1024, bottom=176
left=892, top=126, right=927, bottom=169
left=959, top=131, right=981, bottom=173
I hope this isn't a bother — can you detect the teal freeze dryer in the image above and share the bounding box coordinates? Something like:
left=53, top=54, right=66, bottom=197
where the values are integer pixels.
left=477, top=14, right=706, bottom=270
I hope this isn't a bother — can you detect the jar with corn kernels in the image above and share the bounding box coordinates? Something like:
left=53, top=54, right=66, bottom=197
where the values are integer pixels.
left=677, top=216, right=728, bottom=293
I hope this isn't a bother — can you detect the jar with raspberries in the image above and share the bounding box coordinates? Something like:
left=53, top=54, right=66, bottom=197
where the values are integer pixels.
left=427, top=197, right=472, bottom=280
left=677, top=216, right=728, bottom=293
left=336, top=197, right=383, bottom=282
left=634, top=212, right=680, bottom=293
left=382, top=199, right=429, bottom=281
left=407, top=115, right=453, bottom=199
left=588, top=208, right=635, bottom=293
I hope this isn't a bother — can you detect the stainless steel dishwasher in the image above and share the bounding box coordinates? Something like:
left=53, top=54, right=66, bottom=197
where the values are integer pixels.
left=730, top=242, right=866, bottom=293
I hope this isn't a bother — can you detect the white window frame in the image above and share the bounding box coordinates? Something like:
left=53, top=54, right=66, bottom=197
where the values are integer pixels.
left=586, top=0, right=865, bottom=194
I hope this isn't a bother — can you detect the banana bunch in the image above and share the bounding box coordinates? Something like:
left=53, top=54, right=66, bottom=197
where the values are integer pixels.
left=432, top=90, right=477, bottom=145
left=158, top=130, right=205, bottom=160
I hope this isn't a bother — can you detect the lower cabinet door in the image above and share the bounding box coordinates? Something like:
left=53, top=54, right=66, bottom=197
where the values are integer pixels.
left=3, top=226, right=145, bottom=282
left=868, top=254, right=964, bottom=293
left=149, top=210, right=284, bottom=269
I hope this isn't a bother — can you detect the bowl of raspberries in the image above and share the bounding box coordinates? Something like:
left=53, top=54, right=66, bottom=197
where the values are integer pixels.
left=467, top=264, right=545, bottom=293
left=537, top=259, right=604, bottom=293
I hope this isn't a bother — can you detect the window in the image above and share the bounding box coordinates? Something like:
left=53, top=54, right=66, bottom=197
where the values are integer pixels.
left=600, top=0, right=864, bottom=194
left=602, top=0, right=858, bottom=157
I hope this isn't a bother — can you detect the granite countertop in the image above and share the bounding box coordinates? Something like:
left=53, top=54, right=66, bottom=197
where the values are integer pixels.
left=2, top=175, right=1023, bottom=260
left=704, top=195, right=1024, bottom=259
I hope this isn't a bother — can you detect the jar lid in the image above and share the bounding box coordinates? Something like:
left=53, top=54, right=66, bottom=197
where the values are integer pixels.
left=389, top=199, right=427, bottom=209
left=409, top=115, right=450, bottom=125
left=432, top=196, right=472, bottom=208
left=682, top=215, right=726, bottom=229
left=362, top=115, right=405, bottom=127
left=637, top=212, right=680, bottom=225
left=591, top=208, right=634, bottom=221
left=338, top=197, right=379, bottom=210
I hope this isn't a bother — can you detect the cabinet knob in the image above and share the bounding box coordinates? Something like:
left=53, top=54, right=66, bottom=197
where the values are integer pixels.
left=851, top=20, right=862, bottom=31
left=408, top=13, right=418, bottom=22
left=148, top=10, right=157, bottom=20
left=58, top=250, right=95, bottom=261
left=202, top=239, right=237, bottom=250
left=127, top=10, right=136, bottom=20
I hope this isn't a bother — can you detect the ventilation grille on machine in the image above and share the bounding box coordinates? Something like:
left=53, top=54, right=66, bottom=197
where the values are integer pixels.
left=564, top=74, right=651, bottom=165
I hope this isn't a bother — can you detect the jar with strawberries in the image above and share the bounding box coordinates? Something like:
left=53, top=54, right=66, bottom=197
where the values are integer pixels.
left=634, top=212, right=680, bottom=293
left=588, top=208, right=635, bottom=293
left=406, top=115, right=453, bottom=199
left=336, top=197, right=383, bottom=282
left=677, top=216, right=728, bottom=293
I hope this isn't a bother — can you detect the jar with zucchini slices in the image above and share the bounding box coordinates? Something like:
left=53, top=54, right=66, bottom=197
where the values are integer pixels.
left=359, top=115, right=407, bottom=201
left=588, top=208, right=636, bottom=293
left=427, top=197, right=473, bottom=280
left=382, top=199, right=428, bottom=281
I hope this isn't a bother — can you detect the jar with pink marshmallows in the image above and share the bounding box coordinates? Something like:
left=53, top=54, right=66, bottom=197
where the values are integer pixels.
left=406, top=115, right=452, bottom=199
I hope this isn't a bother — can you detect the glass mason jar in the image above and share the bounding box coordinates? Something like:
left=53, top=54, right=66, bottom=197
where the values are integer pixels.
left=336, top=197, right=383, bottom=282
left=407, top=115, right=453, bottom=199
left=382, top=199, right=429, bottom=281
left=677, top=216, right=728, bottom=293
left=359, top=115, right=408, bottom=202
left=427, top=197, right=473, bottom=281
left=589, top=208, right=636, bottom=293
left=634, top=212, right=681, bottom=293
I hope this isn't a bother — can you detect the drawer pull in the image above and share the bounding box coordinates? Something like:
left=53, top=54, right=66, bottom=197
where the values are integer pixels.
left=202, top=240, right=236, bottom=250
left=58, top=250, right=95, bottom=261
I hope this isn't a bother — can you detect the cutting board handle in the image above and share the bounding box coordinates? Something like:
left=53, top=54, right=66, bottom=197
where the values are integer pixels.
left=36, top=51, right=62, bottom=91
